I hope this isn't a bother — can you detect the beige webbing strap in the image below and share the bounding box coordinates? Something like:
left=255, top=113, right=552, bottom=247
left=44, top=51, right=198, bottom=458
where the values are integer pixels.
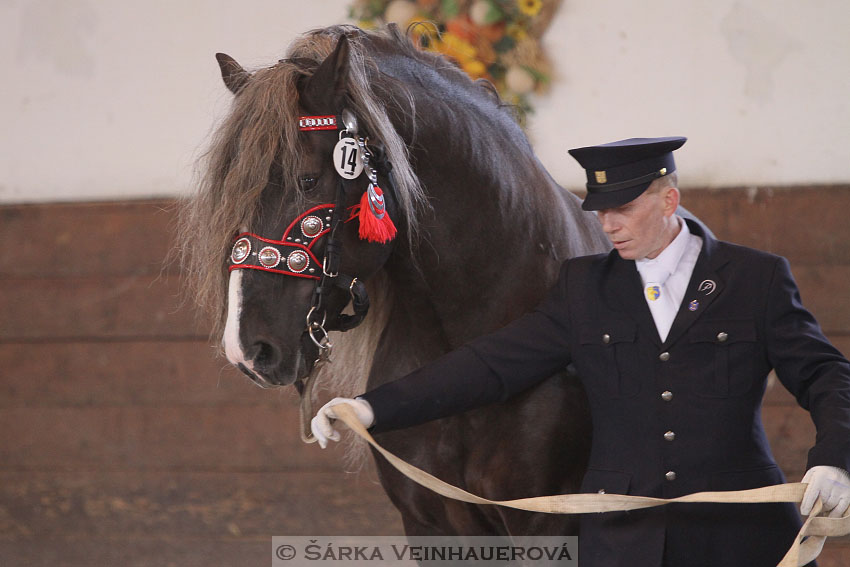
left=332, top=403, right=850, bottom=567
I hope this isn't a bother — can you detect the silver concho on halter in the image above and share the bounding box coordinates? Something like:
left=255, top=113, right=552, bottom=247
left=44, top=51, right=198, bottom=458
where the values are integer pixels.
left=257, top=246, right=281, bottom=268
left=231, top=237, right=251, bottom=264
left=301, top=216, right=323, bottom=238
left=358, top=137, right=386, bottom=219
left=287, top=250, right=309, bottom=273
left=332, top=109, right=363, bottom=180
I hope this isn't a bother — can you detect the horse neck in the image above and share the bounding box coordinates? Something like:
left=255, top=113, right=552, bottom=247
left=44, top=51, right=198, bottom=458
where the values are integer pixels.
left=386, top=102, right=609, bottom=346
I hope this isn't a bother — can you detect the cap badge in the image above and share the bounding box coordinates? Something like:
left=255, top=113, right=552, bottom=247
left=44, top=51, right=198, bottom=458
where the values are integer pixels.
left=595, top=170, right=607, bottom=184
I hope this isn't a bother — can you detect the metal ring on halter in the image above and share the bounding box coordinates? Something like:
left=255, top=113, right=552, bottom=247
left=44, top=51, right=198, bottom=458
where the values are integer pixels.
left=307, top=321, right=333, bottom=353
left=305, top=305, right=326, bottom=329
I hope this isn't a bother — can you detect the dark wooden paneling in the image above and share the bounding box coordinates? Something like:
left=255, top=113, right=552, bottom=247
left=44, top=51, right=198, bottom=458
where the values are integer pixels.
left=0, top=276, right=202, bottom=340
left=793, top=266, right=850, bottom=334
left=683, top=186, right=850, bottom=265
left=0, top=341, right=281, bottom=407
left=0, top=406, right=352, bottom=472
left=0, top=200, right=178, bottom=278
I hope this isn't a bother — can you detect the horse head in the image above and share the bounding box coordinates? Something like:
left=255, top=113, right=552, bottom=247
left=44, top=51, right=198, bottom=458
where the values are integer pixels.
left=215, top=34, right=403, bottom=388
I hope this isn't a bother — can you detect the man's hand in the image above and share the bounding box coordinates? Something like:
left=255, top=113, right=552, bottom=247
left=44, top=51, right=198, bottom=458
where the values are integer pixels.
left=801, top=465, right=850, bottom=517
left=310, top=397, right=375, bottom=449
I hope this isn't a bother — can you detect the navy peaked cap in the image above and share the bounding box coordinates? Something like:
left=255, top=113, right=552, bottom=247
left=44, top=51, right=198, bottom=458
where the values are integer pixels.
left=568, top=137, right=687, bottom=211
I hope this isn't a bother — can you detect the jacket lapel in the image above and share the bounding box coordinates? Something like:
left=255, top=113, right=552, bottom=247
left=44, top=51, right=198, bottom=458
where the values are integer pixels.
left=662, top=220, right=729, bottom=348
left=604, top=252, right=663, bottom=347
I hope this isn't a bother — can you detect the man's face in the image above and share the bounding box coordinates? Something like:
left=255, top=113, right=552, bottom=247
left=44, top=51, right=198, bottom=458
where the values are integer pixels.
left=596, top=188, right=673, bottom=260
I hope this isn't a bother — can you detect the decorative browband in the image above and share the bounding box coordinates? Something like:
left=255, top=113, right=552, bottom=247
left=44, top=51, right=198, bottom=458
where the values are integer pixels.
left=228, top=204, right=335, bottom=280
left=298, top=115, right=341, bottom=131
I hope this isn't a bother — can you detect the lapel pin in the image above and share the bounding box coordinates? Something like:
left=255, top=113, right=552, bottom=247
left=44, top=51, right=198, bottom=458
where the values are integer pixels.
left=698, top=279, right=717, bottom=295
left=689, top=299, right=699, bottom=311
left=646, top=285, right=661, bottom=301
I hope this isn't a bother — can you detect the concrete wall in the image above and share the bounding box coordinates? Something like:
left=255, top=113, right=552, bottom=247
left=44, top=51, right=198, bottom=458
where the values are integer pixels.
left=2, top=0, right=849, bottom=203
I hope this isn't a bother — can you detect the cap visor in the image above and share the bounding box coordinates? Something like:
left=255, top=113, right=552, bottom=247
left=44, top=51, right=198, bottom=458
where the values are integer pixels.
left=581, top=182, right=651, bottom=211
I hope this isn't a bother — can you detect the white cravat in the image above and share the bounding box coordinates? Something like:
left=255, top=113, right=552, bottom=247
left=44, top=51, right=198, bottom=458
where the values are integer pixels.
left=635, top=218, right=702, bottom=342
left=639, top=260, right=677, bottom=342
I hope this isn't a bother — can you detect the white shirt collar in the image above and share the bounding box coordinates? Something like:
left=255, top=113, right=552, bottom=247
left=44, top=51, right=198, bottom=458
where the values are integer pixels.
left=635, top=216, right=691, bottom=285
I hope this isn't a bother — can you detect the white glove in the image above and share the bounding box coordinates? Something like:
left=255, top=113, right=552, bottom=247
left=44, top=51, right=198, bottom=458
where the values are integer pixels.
left=310, top=397, right=375, bottom=449
left=801, top=465, right=850, bottom=517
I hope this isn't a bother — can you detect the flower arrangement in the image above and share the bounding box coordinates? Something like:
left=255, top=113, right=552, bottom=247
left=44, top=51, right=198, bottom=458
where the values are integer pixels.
left=349, top=0, right=563, bottom=120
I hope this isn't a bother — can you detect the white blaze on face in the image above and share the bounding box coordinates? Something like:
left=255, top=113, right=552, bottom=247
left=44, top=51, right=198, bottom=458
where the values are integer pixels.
left=223, top=270, right=251, bottom=369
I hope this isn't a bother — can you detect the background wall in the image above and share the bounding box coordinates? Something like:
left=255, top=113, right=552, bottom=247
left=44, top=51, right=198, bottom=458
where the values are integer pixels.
left=2, top=0, right=848, bottom=204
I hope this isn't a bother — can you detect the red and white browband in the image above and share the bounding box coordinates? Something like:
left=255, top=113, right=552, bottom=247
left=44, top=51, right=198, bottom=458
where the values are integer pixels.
left=228, top=203, right=335, bottom=280
left=298, top=115, right=340, bottom=131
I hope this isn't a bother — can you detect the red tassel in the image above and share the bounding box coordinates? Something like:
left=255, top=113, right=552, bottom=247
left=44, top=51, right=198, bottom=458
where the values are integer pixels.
left=357, top=184, right=397, bottom=243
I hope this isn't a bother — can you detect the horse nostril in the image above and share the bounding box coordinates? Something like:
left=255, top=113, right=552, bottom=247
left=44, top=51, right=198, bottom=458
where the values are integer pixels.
left=249, top=340, right=282, bottom=369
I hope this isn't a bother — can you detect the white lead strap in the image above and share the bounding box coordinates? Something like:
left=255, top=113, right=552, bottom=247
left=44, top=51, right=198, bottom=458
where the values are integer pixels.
left=331, top=402, right=850, bottom=567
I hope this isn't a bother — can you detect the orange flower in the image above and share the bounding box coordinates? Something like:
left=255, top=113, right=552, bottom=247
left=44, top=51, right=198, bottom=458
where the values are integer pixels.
left=462, top=59, right=488, bottom=79
left=428, top=32, right=489, bottom=79
left=430, top=31, right=478, bottom=63
left=445, top=15, right=477, bottom=43
left=477, top=21, right=506, bottom=43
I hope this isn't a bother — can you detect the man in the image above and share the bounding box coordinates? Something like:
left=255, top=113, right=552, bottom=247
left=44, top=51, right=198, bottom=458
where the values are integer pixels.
left=312, top=137, right=850, bottom=566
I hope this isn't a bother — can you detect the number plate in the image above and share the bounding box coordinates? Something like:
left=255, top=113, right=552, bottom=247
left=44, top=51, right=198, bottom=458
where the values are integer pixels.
left=333, top=138, right=363, bottom=179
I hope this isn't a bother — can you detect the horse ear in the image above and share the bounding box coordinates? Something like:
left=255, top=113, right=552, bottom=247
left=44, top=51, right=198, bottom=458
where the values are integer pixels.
left=300, top=34, right=350, bottom=112
left=216, top=53, right=251, bottom=94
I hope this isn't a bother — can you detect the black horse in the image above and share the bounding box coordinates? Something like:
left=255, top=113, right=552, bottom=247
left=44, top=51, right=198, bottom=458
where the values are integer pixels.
left=182, top=24, right=619, bottom=536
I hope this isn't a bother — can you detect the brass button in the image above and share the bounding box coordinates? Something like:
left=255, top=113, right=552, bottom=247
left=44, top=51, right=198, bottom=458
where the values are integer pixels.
left=664, top=431, right=676, bottom=442
left=659, top=352, right=670, bottom=362
left=717, top=332, right=728, bottom=342
left=665, top=471, right=677, bottom=481
left=598, top=489, right=606, bottom=494
left=661, top=391, right=673, bottom=402
left=602, top=333, right=611, bottom=344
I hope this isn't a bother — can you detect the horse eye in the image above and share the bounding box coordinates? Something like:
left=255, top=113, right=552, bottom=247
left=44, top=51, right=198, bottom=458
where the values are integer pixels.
left=299, top=175, right=319, bottom=192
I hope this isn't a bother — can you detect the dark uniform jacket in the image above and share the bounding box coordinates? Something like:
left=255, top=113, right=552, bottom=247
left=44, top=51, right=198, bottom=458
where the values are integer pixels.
left=361, top=219, right=850, bottom=567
